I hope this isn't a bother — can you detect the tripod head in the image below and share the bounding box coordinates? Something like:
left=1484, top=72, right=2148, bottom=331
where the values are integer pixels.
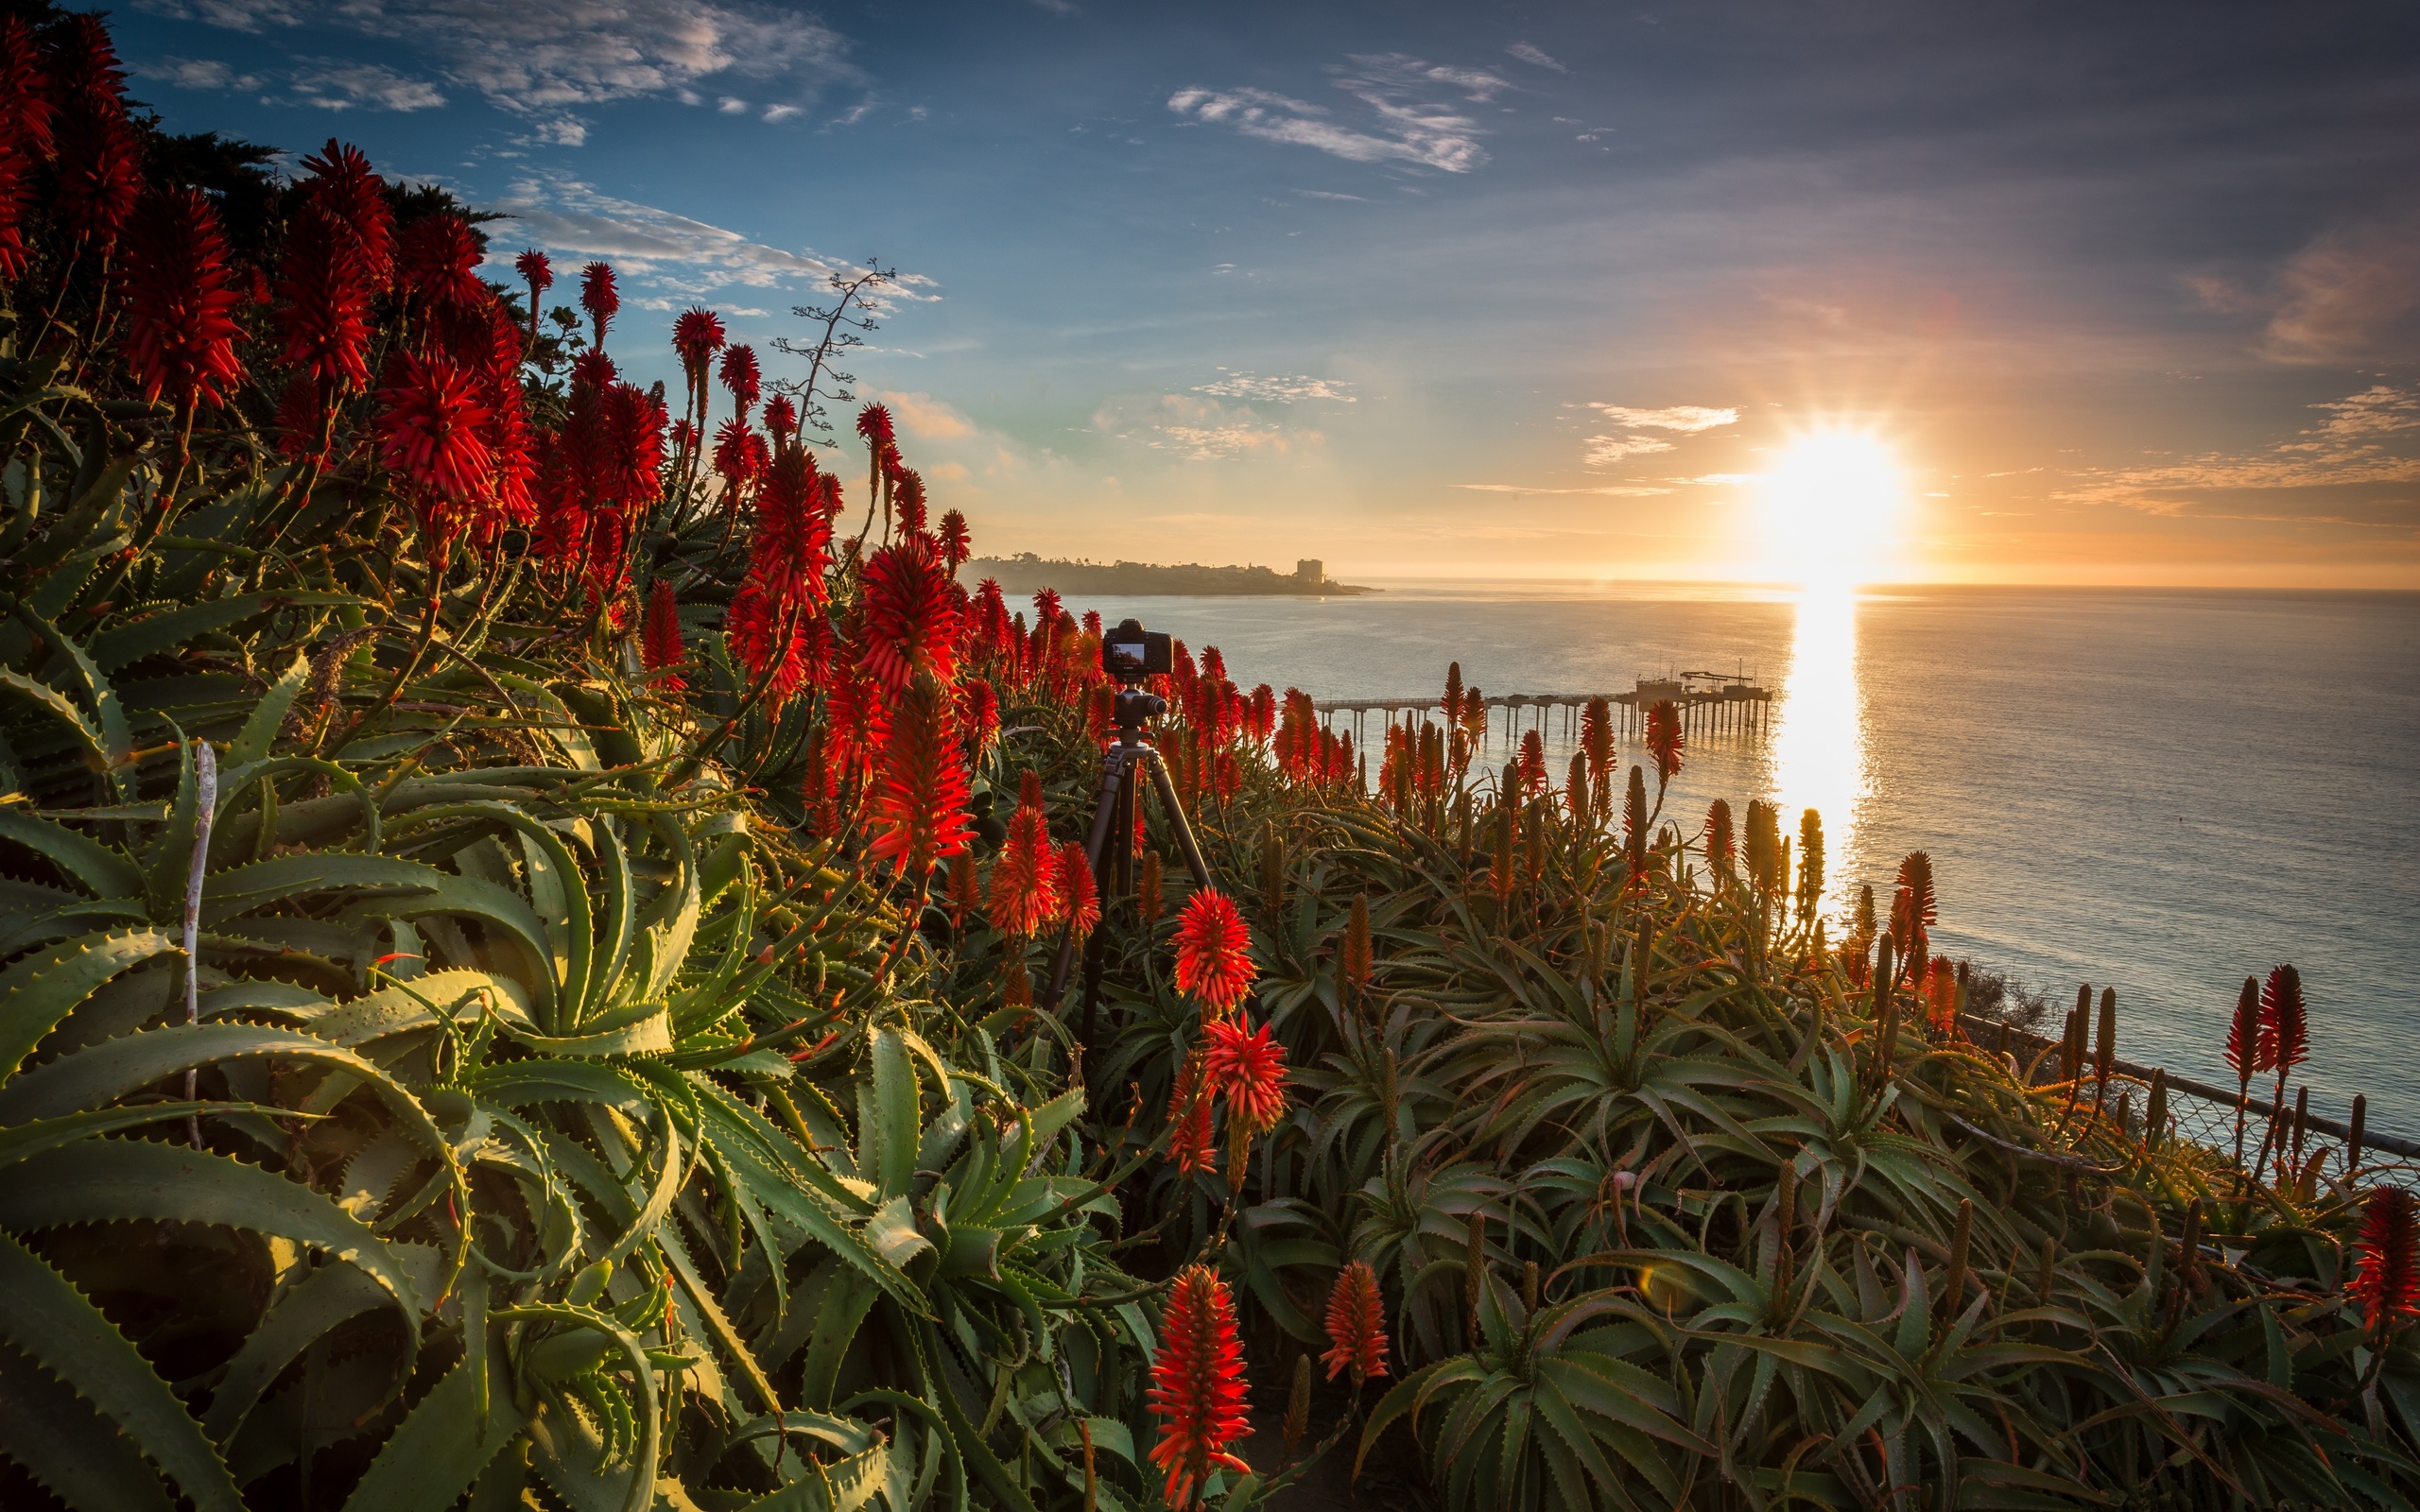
left=1101, top=618, right=1172, bottom=745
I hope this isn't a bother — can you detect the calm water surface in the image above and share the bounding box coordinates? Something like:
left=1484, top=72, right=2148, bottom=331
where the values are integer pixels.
left=1068, top=582, right=2420, bottom=1137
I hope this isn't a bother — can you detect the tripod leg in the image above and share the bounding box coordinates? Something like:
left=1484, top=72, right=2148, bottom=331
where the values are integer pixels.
left=1045, top=750, right=1132, bottom=1010
left=1143, top=749, right=1218, bottom=891
left=1080, top=775, right=1134, bottom=1050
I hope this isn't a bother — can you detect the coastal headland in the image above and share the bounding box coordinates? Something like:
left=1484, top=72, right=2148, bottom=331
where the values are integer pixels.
left=962, top=552, right=1378, bottom=596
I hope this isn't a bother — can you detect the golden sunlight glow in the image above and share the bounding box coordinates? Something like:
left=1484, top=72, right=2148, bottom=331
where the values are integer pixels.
left=1754, top=430, right=1905, bottom=589
left=1770, top=585, right=1866, bottom=919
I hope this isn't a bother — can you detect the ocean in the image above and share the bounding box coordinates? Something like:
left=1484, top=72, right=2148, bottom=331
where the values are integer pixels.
left=1068, top=582, right=2420, bottom=1140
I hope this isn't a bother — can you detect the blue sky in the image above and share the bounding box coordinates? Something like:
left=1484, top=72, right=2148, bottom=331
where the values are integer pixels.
left=118, top=0, right=2420, bottom=584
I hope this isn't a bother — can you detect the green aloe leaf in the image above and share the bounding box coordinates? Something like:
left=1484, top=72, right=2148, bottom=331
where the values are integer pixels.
left=0, top=925, right=181, bottom=1084
left=339, top=1342, right=525, bottom=1512
left=0, top=1141, right=426, bottom=1360
left=0, top=1233, right=246, bottom=1512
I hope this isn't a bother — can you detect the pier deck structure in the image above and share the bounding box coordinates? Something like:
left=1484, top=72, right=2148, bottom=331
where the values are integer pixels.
left=1314, top=673, right=1772, bottom=747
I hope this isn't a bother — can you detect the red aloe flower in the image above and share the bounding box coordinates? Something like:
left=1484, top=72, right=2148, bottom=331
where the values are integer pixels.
left=1321, top=1261, right=1391, bottom=1386
left=2354, top=1188, right=2420, bottom=1328
left=47, top=15, right=140, bottom=253
left=515, top=249, right=551, bottom=342
left=1705, top=798, right=1736, bottom=876
left=937, top=508, right=972, bottom=573
left=868, top=676, right=975, bottom=877
left=1646, top=698, right=1684, bottom=791
left=893, top=468, right=927, bottom=535
left=764, top=393, right=798, bottom=447
left=961, top=677, right=999, bottom=757
left=299, top=140, right=394, bottom=291
left=276, top=205, right=374, bottom=393
left=856, top=402, right=894, bottom=447
left=374, top=349, right=493, bottom=564
left=122, top=186, right=245, bottom=416
left=1204, top=1017, right=1287, bottom=1133
left=1167, top=1053, right=1218, bottom=1176
left=673, top=305, right=725, bottom=377
left=399, top=214, right=487, bottom=313
left=720, top=343, right=761, bottom=421
left=1149, top=1265, right=1252, bottom=1509
left=0, top=17, right=55, bottom=281
left=2260, top=964, right=2307, bottom=1074
left=570, top=348, right=616, bottom=392
left=858, top=534, right=968, bottom=693
left=988, top=797, right=1059, bottom=938
left=1174, top=888, right=1255, bottom=1015
left=2225, top=974, right=2270, bottom=1082
left=713, top=415, right=765, bottom=501
left=641, top=580, right=685, bottom=692
left=578, top=260, right=617, bottom=347
left=1055, top=840, right=1100, bottom=937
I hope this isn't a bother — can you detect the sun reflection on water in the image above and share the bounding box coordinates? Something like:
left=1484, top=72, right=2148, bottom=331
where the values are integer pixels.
left=1771, top=586, right=1867, bottom=916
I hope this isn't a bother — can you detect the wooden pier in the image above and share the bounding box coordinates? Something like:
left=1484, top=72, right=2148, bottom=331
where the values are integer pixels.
left=1314, top=673, right=1772, bottom=746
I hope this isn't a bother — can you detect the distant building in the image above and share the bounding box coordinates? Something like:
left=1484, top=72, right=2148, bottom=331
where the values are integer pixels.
left=1295, top=559, right=1325, bottom=584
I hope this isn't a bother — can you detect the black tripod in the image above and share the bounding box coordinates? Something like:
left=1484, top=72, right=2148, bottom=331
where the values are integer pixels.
left=1043, top=679, right=1216, bottom=1045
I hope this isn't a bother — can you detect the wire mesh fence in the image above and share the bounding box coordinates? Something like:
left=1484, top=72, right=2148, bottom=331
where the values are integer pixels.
left=1958, top=1012, right=2419, bottom=1192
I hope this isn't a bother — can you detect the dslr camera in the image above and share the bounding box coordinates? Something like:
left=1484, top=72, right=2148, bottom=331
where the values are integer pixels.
left=1100, top=618, right=1173, bottom=681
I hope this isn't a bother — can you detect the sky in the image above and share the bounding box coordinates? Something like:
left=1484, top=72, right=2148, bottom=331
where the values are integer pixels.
left=113, top=0, right=2420, bottom=586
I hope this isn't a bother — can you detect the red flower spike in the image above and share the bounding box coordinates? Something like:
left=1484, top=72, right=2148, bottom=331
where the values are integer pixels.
left=858, top=535, right=968, bottom=693
left=1149, top=1265, right=1252, bottom=1509
left=399, top=214, right=487, bottom=312
left=641, top=581, right=685, bottom=692
left=938, top=509, right=972, bottom=573
left=856, top=402, right=894, bottom=446
left=48, top=15, right=141, bottom=252
left=123, top=186, right=245, bottom=415
left=2225, top=975, right=2269, bottom=1080
left=1705, top=799, right=1735, bottom=875
left=1322, top=1262, right=1391, bottom=1386
left=960, top=677, right=999, bottom=757
left=893, top=468, right=927, bottom=535
left=1167, top=1054, right=1218, bottom=1177
left=1055, top=840, right=1100, bottom=937
left=764, top=393, right=798, bottom=446
left=868, top=676, right=975, bottom=878
left=579, top=261, right=617, bottom=347
left=276, top=206, right=374, bottom=392
left=2261, top=964, right=2307, bottom=1074
left=945, top=849, right=980, bottom=928
left=0, top=17, right=56, bottom=281
left=1646, top=699, right=1684, bottom=789
left=673, top=306, right=725, bottom=374
left=515, top=249, right=552, bottom=299
left=299, top=141, right=394, bottom=291
left=1174, top=888, right=1256, bottom=1015
left=2354, top=1187, right=2420, bottom=1328
left=374, top=350, right=493, bottom=563
left=1204, top=1017, right=1287, bottom=1133
left=720, top=343, right=761, bottom=420
left=987, top=799, right=1060, bottom=939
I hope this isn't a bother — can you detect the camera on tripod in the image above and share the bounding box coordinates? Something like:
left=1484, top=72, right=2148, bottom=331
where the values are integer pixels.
left=1101, top=618, right=1173, bottom=681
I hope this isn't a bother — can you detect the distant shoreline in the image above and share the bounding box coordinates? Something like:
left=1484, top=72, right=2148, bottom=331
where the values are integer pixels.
left=961, top=553, right=1380, bottom=597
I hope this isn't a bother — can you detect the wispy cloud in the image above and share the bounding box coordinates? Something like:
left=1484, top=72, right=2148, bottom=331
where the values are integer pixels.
left=1586, top=404, right=1739, bottom=432
left=287, top=60, right=447, bottom=112
left=1455, top=482, right=1674, bottom=496
left=130, top=56, right=266, bottom=91
left=1582, top=436, right=1676, bottom=466
left=1098, top=393, right=1317, bottom=461
left=1505, top=42, right=1565, bottom=73
left=1168, top=51, right=1507, bottom=174
left=481, top=176, right=936, bottom=303
left=2259, top=213, right=2420, bottom=363
left=2060, top=384, right=2420, bottom=521
left=1192, top=369, right=1357, bottom=403
left=140, top=0, right=860, bottom=144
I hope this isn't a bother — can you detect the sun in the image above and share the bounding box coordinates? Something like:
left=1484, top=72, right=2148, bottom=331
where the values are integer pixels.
left=1754, top=429, right=1906, bottom=588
